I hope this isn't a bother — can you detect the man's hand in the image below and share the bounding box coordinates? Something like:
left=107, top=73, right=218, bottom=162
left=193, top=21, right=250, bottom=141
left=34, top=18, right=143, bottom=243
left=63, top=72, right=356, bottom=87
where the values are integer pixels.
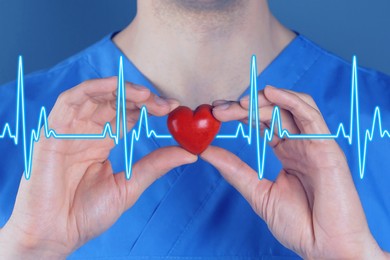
left=203, top=86, right=387, bottom=259
left=0, top=77, right=197, bottom=259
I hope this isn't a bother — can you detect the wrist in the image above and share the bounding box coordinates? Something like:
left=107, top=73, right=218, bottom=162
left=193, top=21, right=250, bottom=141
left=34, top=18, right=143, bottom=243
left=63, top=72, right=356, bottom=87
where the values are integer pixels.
left=0, top=224, right=67, bottom=260
left=355, top=236, right=387, bottom=260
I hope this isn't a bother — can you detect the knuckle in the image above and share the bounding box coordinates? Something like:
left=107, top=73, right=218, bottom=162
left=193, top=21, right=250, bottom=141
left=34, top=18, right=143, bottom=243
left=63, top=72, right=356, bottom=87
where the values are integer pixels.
left=57, top=91, right=69, bottom=102
left=55, top=91, right=71, bottom=107
left=302, top=93, right=318, bottom=108
left=307, top=109, right=319, bottom=121
left=302, top=93, right=312, bottom=101
left=109, top=76, right=118, bottom=81
left=307, top=95, right=315, bottom=103
left=77, top=79, right=93, bottom=89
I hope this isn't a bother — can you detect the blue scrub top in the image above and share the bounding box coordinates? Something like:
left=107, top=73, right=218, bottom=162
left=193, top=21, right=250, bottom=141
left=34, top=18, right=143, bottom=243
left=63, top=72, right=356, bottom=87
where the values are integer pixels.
left=0, top=33, right=389, bottom=259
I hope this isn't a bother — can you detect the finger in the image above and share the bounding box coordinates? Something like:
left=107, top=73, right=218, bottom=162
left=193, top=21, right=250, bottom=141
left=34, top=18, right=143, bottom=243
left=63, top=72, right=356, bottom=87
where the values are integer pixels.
left=104, top=109, right=140, bottom=139
left=211, top=91, right=272, bottom=122
left=115, top=146, right=198, bottom=209
left=66, top=77, right=150, bottom=105
left=110, top=97, right=180, bottom=115
left=259, top=106, right=300, bottom=136
left=241, top=109, right=284, bottom=149
left=112, top=84, right=151, bottom=105
left=135, top=94, right=179, bottom=116
left=239, top=90, right=273, bottom=110
left=200, top=146, right=273, bottom=219
left=108, top=101, right=176, bottom=138
left=212, top=101, right=248, bottom=122
left=108, top=98, right=179, bottom=138
left=68, top=77, right=119, bottom=102
left=240, top=91, right=297, bottom=136
left=259, top=106, right=299, bottom=149
left=264, top=86, right=329, bottom=134
left=114, top=84, right=177, bottom=113
left=281, top=89, right=319, bottom=110
left=258, top=122, right=284, bottom=149
left=51, top=79, right=151, bottom=124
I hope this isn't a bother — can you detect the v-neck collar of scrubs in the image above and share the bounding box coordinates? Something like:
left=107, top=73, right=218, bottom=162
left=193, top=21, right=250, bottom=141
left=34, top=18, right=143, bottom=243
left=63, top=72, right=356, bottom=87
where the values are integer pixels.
left=86, top=32, right=322, bottom=99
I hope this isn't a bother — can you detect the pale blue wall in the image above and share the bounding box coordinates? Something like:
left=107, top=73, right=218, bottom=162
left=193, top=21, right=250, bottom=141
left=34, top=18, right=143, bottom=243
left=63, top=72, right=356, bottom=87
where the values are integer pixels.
left=0, top=0, right=135, bottom=84
left=0, top=0, right=389, bottom=84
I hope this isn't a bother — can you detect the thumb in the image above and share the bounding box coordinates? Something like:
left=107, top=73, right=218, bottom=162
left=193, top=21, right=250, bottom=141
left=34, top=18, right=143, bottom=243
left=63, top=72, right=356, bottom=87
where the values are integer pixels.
left=201, top=146, right=273, bottom=218
left=115, top=146, right=198, bottom=209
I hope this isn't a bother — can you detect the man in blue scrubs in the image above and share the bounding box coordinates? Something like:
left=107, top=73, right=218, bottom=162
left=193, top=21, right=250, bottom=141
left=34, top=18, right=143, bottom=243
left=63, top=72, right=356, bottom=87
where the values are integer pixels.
left=0, top=0, right=390, bottom=259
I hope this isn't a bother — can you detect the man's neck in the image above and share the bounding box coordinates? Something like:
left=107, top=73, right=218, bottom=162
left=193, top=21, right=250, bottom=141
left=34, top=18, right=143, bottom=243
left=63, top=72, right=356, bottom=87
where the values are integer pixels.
left=113, top=0, right=295, bottom=108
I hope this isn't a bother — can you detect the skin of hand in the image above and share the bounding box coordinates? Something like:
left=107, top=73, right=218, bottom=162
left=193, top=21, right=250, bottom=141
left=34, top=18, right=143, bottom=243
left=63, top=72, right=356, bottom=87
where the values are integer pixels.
left=203, top=86, right=388, bottom=259
left=0, top=77, right=197, bottom=259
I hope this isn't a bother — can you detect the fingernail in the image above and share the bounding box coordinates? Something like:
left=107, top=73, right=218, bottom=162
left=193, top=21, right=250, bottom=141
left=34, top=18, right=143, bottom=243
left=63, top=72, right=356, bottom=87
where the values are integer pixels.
left=154, top=95, right=169, bottom=106
left=213, top=102, right=231, bottom=111
left=166, top=98, right=180, bottom=109
left=212, top=99, right=229, bottom=106
left=133, top=84, right=148, bottom=90
left=185, top=154, right=198, bottom=164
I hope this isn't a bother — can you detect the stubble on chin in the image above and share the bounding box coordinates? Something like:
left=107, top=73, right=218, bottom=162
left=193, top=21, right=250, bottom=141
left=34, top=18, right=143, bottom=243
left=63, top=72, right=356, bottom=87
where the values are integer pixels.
left=152, top=0, right=248, bottom=36
left=168, top=0, right=243, bottom=13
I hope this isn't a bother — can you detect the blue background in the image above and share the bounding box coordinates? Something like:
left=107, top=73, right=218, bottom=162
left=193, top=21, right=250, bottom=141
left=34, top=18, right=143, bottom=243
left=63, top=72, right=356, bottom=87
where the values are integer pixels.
left=0, top=0, right=389, bottom=85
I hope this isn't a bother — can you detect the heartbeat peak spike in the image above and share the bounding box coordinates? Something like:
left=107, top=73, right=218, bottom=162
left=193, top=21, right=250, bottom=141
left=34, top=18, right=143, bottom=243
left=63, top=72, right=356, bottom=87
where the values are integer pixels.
left=216, top=56, right=390, bottom=179
left=0, top=56, right=389, bottom=180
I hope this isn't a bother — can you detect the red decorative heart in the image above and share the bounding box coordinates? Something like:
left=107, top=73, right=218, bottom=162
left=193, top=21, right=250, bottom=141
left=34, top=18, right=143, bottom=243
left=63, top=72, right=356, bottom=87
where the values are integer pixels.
left=167, top=104, right=221, bottom=155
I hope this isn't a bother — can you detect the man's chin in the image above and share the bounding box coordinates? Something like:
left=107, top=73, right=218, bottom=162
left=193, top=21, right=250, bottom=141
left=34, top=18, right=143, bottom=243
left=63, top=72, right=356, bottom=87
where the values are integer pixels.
left=170, top=0, right=242, bottom=12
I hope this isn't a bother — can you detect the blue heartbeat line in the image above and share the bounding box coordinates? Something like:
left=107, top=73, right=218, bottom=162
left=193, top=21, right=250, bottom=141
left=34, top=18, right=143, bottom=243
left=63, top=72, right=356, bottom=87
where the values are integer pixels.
left=0, top=56, right=171, bottom=180
left=0, top=55, right=389, bottom=180
left=217, top=56, right=390, bottom=180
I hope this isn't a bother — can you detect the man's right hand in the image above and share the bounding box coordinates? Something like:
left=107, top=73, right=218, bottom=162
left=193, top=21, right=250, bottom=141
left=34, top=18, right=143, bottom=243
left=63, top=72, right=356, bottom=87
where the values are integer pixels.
left=0, top=77, right=197, bottom=259
left=204, top=86, right=387, bottom=259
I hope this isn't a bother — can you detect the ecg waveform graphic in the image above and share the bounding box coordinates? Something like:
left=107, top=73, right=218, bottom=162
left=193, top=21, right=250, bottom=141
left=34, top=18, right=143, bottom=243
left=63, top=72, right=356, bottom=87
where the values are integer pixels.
left=0, top=55, right=389, bottom=180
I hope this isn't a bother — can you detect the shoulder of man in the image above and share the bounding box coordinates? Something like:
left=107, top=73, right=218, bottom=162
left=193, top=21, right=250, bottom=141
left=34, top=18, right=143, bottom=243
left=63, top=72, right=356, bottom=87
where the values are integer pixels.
left=296, top=35, right=390, bottom=113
